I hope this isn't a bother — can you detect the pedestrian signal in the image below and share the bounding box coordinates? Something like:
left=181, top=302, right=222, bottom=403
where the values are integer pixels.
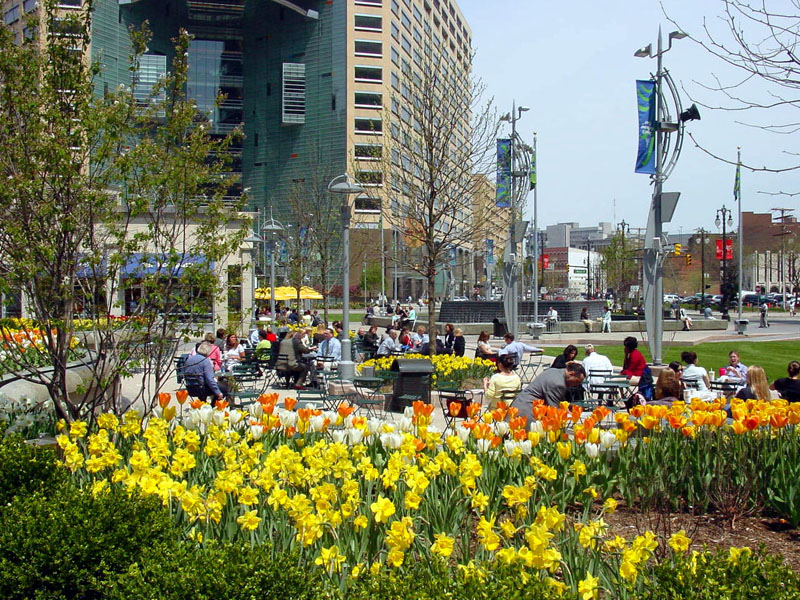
left=674, top=243, right=682, bottom=256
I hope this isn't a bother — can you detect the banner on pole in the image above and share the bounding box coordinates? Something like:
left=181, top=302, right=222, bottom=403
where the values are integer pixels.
left=495, top=139, right=512, bottom=207
left=635, top=80, right=657, bottom=174
left=486, top=238, right=494, bottom=264
left=716, top=239, right=733, bottom=260
left=529, top=148, right=536, bottom=190
left=734, top=163, right=741, bottom=201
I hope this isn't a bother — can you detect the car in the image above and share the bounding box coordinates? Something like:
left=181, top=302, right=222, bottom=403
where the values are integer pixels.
left=452, top=296, right=470, bottom=302
left=663, top=294, right=680, bottom=304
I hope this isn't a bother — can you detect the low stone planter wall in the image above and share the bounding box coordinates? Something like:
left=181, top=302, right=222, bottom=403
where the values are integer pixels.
left=0, top=353, right=105, bottom=405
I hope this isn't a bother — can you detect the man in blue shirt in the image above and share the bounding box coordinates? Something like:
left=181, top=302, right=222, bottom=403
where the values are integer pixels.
left=318, top=328, right=342, bottom=363
left=498, top=333, right=542, bottom=368
left=183, top=342, right=226, bottom=404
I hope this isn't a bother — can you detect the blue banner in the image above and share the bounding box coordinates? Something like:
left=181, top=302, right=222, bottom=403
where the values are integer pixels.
left=486, top=239, right=494, bottom=264
left=496, top=139, right=511, bottom=207
left=635, top=80, right=656, bottom=174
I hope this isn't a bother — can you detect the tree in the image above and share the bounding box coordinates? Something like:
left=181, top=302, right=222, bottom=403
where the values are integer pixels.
left=0, top=3, right=247, bottom=422
left=281, top=150, right=342, bottom=322
left=374, top=51, right=497, bottom=349
left=670, top=1, right=800, bottom=175
left=601, top=232, right=639, bottom=300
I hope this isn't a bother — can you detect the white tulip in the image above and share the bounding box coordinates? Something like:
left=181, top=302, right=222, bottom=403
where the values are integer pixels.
left=380, top=432, right=403, bottom=449
left=397, top=416, right=414, bottom=432
left=249, top=403, right=263, bottom=419
left=198, top=405, right=214, bottom=425
left=348, top=428, right=366, bottom=445
left=476, top=439, right=492, bottom=453
left=278, top=409, right=298, bottom=429
left=585, top=442, right=600, bottom=458
left=530, top=420, right=544, bottom=435
left=403, top=406, right=415, bottom=419
left=455, top=423, right=471, bottom=442
left=600, top=431, right=616, bottom=449
left=250, top=423, right=264, bottom=440
left=331, top=429, right=347, bottom=444
left=493, top=421, right=510, bottom=437
left=228, top=410, right=244, bottom=426
left=211, top=410, right=226, bottom=426
left=518, top=439, right=532, bottom=455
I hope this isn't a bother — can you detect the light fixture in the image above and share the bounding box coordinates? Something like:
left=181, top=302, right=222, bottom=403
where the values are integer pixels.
left=715, top=215, right=721, bottom=228
left=669, top=30, right=688, bottom=41
left=634, top=44, right=652, bottom=58
left=680, top=104, right=701, bottom=122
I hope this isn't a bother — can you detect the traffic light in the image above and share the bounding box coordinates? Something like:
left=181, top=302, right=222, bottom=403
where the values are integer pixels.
left=685, top=254, right=692, bottom=266
left=674, top=242, right=682, bottom=256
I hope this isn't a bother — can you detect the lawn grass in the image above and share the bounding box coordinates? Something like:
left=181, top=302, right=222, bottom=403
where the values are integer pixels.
left=586, top=341, right=798, bottom=382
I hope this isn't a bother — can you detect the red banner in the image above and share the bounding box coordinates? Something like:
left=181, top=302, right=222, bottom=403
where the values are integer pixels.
left=542, top=254, right=550, bottom=269
left=716, top=239, right=733, bottom=260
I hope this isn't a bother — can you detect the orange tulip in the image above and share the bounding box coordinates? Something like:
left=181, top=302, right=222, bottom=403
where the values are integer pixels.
left=449, top=401, right=462, bottom=417
left=297, top=408, right=312, bottom=421
left=158, top=392, right=171, bottom=409
left=338, top=403, right=356, bottom=418
left=215, top=400, right=229, bottom=410
left=509, top=416, right=527, bottom=431
left=176, top=390, right=189, bottom=405
left=630, top=405, right=645, bottom=418
left=284, top=397, right=297, bottom=411
left=770, top=413, right=788, bottom=429
left=466, top=403, right=482, bottom=418
left=189, top=399, right=204, bottom=409
left=731, top=420, right=747, bottom=435
left=414, top=438, right=426, bottom=452
left=744, top=415, right=760, bottom=431
left=491, top=435, right=503, bottom=448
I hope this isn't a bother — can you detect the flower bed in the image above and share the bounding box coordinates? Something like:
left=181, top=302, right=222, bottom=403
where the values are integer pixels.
left=48, top=394, right=800, bottom=597
left=0, top=323, right=83, bottom=377
left=359, top=353, right=496, bottom=389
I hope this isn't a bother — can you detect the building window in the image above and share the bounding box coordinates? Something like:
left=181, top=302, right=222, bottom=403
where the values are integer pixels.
left=23, top=0, right=37, bottom=12
left=401, top=34, right=411, bottom=55
left=354, top=0, right=382, bottom=5
left=132, top=54, right=167, bottom=113
left=391, top=46, right=399, bottom=65
left=354, top=65, right=382, bottom=83
left=282, top=62, right=305, bottom=124
left=354, top=14, right=382, bottom=32
left=354, top=39, right=382, bottom=57
left=57, top=0, right=81, bottom=6
left=391, top=71, right=400, bottom=90
left=356, top=171, right=383, bottom=187
left=354, top=91, right=382, bottom=108
left=227, top=265, right=243, bottom=312
left=391, top=22, right=399, bottom=40
left=354, top=144, right=382, bottom=160
left=413, top=5, right=422, bottom=21
left=3, top=5, right=21, bottom=24
left=354, top=118, right=383, bottom=135
left=401, top=12, right=411, bottom=30
left=391, top=0, right=399, bottom=15
left=355, top=195, right=381, bottom=212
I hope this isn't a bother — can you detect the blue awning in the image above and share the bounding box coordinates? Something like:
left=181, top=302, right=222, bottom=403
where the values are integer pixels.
left=75, top=253, right=211, bottom=279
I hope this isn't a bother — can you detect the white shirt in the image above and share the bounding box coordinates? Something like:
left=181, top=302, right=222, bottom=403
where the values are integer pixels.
left=546, top=309, right=558, bottom=321
left=683, top=364, right=709, bottom=392
left=582, top=352, right=614, bottom=384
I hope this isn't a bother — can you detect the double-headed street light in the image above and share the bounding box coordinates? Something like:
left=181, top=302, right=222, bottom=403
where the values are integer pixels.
left=328, top=173, right=366, bottom=381
left=716, top=205, right=734, bottom=308
left=261, top=211, right=284, bottom=320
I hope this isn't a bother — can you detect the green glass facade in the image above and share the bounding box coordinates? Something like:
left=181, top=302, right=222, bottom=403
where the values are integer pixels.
left=90, top=0, right=347, bottom=218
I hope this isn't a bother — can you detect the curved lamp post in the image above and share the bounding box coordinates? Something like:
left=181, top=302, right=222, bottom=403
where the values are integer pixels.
left=327, top=173, right=365, bottom=381
left=635, top=28, right=699, bottom=364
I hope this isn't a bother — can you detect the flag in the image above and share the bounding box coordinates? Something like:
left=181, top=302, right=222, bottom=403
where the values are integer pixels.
left=635, top=80, right=657, bottom=174
left=734, top=162, right=741, bottom=201
left=529, top=148, right=536, bottom=190
left=495, top=139, right=511, bottom=207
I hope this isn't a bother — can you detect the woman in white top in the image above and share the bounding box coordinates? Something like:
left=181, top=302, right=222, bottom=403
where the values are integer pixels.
left=483, top=354, right=522, bottom=409
left=223, top=333, right=246, bottom=367
left=681, top=351, right=710, bottom=392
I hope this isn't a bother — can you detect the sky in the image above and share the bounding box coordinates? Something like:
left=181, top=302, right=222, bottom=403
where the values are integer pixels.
left=458, top=0, right=800, bottom=237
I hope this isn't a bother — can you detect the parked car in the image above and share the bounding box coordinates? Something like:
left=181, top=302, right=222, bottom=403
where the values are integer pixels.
left=742, top=294, right=773, bottom=307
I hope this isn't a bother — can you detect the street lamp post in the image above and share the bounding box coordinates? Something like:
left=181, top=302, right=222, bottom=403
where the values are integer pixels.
left=715, top=205, right=733, bottom=308
left=695, top=227, right=708, bottom=310
left=617, top=220, right=630, bottom=301
left=634, top=28, right=698, bottom=365
left=328, top=173, right=366, bottom=381
left=261, top=211, right=284, bottom=321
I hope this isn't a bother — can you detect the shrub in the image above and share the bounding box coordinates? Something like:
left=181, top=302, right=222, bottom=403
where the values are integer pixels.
left=108, top=542, right=329, bottom=600
left=636, top=547, right=800, bottom=600
left=0, top=434, right=66, bottom=505
left=0, top=485, right=175, bottom=600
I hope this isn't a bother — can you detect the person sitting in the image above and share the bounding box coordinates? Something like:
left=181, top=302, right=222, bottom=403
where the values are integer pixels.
left=192, top=332, right=222, bottom=372
left=620, top=336, right=646, bottom=385
left=703, top=305, right=714, bottom=319
left=545, top=306, right=558, bottom=331
left=377, top=329, right=402, bottom=357
left=362, top=325, right=380, bottom=353
left=317, top=328, right=342, bottom=370
left=254, top=329, right=272, bottom=360
left=418, top=337, right=446, bottom=356
left=498, top=333, right=542, bottom=369
left=399, top=327, right=412, bottom=350
left=452, top=328, right=466, bottom=357
left=213, top=328, right=227, bottom=351
left=735, top=365, right=771, bottom=401
left=410, top=325, right=428, bottom=351
left=668, top=360, right=687, bottom=397
left=475, top=330, right=498, bottom=361
left=183, top=342, right=227, bottom=405
left=582, top=344, right=614, bottom=385
left=724, top=351, right=748, bottom=381
left=275, top=331, right=311, bottom=389
left=649, top=368, right=682, bottom=405
left=679, top=307, right=693, bottom=331
left=512, top=362, right=586, bottom=414
left=551, top=344, right=578, bottom=369
left=483, top=354, right=522, bottom=409
left=770, top=360, right=800, bottom=402
left=223, top=333, right=246, bottom=369
left=681, top=351, right=710, bottom=392
left=580, top=308, right=593, bottom=332
left=442, top=323, right=455, bottom=354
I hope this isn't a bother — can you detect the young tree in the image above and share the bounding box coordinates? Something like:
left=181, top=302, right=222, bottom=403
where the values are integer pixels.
left=374, top=52, right=497, bottom=350
left=0, top=3, right=247, bottom=422
left=601, top=232, right=640, bottom=300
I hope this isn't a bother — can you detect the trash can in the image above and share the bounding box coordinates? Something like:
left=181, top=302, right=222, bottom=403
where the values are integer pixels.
left=389, top=358, right=434, bottom=413
left=528, top=322, right=545, bottom=339
left=492, top=318, right=507, bottom=338
left=735, top=319, right=749, bottom=335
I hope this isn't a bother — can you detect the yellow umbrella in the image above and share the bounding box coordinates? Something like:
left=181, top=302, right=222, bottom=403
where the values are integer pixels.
left=298, top=286, right=323, bottom=300
left=254, top=287, right=295, bottom=301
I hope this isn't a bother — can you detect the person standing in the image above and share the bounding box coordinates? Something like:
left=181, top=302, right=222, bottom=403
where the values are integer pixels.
left=452, top=328, right=466, bottom=357
left=601, top=306, right=612, bottom=333
left=759, top=302, right=770, bottom=328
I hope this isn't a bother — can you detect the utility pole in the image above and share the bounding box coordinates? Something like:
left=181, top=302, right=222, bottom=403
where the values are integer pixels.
left=772, top=208, right=795, bottom=310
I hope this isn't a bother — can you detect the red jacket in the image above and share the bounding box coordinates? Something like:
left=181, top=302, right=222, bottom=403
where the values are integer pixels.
left=621, top=349, right=646, bottom=377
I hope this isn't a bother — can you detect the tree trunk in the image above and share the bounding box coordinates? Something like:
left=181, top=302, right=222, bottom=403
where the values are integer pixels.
left=427, top=277, right=438, bottom=355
